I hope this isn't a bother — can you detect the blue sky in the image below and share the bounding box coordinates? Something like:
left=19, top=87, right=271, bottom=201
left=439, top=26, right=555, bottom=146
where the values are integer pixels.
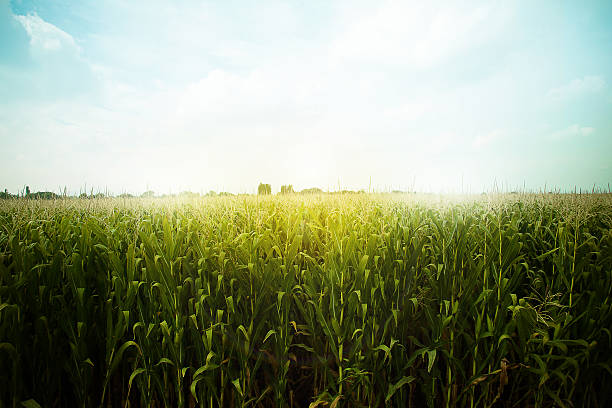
left=1, top=0, right=611, bottom=194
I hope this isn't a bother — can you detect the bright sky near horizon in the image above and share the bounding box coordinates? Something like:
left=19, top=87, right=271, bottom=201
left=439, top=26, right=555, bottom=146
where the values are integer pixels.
left=1, top=0, right=611, bottom=195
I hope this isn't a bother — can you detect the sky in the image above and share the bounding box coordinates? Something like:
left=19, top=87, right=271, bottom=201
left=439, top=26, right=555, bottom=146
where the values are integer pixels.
left=1, top=0, right=611, bottom=195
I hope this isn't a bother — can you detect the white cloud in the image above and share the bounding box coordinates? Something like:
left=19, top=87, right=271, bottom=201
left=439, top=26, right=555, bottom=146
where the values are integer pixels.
left=472, top=129, right=505, bottom=148
left=5, top=11, right=97, bottom=101
left=330, top=1, right=511, bottom=68
left=549, top=124, right=595, bottom=140
left=14, top=13, right=79, bottom=53
left=384, top=98, right=435, bottom=121
left=175, top=69, right=286, bottom=119
left=547, top=75, right=606, bottom=101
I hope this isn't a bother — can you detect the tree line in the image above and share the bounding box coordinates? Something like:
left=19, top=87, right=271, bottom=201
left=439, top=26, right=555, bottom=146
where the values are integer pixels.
left=1, top=184, right=387, bottom=200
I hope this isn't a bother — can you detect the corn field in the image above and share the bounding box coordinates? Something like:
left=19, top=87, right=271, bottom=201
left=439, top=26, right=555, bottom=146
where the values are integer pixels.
left=1, top=194, right=611, bottom=407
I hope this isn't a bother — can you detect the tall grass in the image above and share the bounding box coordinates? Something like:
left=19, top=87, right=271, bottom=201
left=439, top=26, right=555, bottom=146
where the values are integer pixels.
left=1, top=193, right=611, bottom=407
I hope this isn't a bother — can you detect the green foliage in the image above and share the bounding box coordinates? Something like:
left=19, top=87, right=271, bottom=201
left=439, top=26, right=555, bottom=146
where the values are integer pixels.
left=300, top=187, right=323, bottom=194
left=28, top=191, right=60, bottom=199
left=280, top=185, right=294, bottom=194
left=258, top=183, right=272, bottom=195
left=179, top=191, right=200, bottom=198
left=0, top=189, right=15, bottom=199
left=0, top=194, right=611, bottom=407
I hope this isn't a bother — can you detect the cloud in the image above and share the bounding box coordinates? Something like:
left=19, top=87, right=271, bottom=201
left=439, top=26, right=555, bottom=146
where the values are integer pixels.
left=472, top=129, right=505, bottom=148
left=0, top=1, right=31, bottom=65
left=330, top=1, right=512, bottom=69
left=547, top=75, right=606, bottom=101
left=2, top=10, right=97, bottom=101
left=548, top=124, right=595, bottom=140
left=175, top=69, right=287, bottom=120
left=15, top=13, right=79, bottom=53
left=384, top=98, right=435, bottom=121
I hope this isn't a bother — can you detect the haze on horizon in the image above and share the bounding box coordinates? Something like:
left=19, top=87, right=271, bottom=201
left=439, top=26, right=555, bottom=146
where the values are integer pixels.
left=1, top=0, right=611, bottom=195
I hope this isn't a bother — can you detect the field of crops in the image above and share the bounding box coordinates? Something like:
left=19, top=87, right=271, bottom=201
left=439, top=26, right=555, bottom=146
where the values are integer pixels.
left=1, top=194, right=611, bottom=407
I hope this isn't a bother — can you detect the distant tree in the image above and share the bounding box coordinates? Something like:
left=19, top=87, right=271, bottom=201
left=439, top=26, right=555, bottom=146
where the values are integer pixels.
left=79, top=192, right=88, bottom=199
left=280, top=185, right=294, bottom=194
left=180, top=191, right=200, bottom=198
left=118, top=193, right=134, bottom=198
left=25, top=186, right=30, bottom=197
left=205, top=191, right=217, bottom=197
left=141, top=191, right=155, bottom=198
left=30, top=191, right=59, bottom=200
left=258, top=183, right=271, bottom=195
left=300, top=187, right=323, bottom=194
left=218, top=192, right=234, bottom=196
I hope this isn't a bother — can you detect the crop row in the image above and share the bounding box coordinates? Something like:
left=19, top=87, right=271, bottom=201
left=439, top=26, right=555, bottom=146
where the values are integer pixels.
left=1, top=194, right=611, bottom=407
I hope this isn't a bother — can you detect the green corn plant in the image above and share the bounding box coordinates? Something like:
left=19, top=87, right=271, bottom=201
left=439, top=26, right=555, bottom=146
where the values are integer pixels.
left=1, top=193, right=612, bottom=407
